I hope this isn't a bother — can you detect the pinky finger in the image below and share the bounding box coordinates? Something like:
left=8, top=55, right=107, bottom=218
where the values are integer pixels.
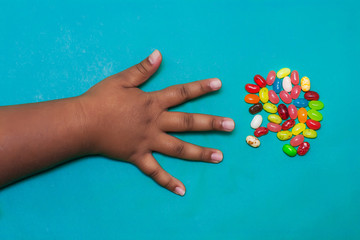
left=134, top=154, right=186, bottom=196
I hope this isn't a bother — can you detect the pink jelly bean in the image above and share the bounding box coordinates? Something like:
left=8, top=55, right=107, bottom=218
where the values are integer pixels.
left=288, top=104, right=298, bottom=119
left=268, top=90, right=280, bottom=104
left=290, top=135, right=304, bottom=147
left=267, top=122, right=282, bottom=132
left=279, top=90, right=292, bottom=104
left=290, top=85, right=301, bottom=99
left=291, top=70, right=299, bottom=85
left=266, top=70, right=276, bottom=85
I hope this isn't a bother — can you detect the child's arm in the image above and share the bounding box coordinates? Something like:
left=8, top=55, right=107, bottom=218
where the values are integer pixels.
left=0, top=50, right=235, bottom=196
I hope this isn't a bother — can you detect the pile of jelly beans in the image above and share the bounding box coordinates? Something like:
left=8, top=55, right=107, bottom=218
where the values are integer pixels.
left=245, top=68, right=324, bottom=157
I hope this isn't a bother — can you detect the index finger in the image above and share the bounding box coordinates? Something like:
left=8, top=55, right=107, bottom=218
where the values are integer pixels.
left=156, top=78, right=222, bottom=108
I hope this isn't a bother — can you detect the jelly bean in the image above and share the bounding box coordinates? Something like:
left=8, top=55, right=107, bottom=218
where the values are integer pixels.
left=301, top=76, right=310, bottom=92
left=277, top=130, right=292, bottom=141
left=297, top=142, right=310, bottom=156
left=277, top=68, right=290, bottom=79
left=290, top=85, right=301, bottom=99
left=306, top=119, right=321, bottom=130
left=304, top=91, right=319, bottom=101
left=246, top=135, right=260, bottom=148
left=249, top=103, right=263, bottom=114
left=278, top=104, right=289, bottom=120
left=282, top=76, right=292, bottom=92
left=283, top=144, right=297, bottom=157
left=297, top=108, right=307, bottom=123
left=245, top=94, right=260, bottom=104
left=254, top=127, right=269, bottom=137
left=268, top=90, right=280, bottom=104
left=263, top=102, right=277, bottom=113
left=290, top=70, right=299, bottom=85
left=254, top=74, right=266, bottom=88
left=279, top=91, right=292, bottom=104
left=292, top=123, right=306, bottom=135
left=251, top=114, right=263, bottom=129
left=268, top=114, right=282, bottom=124
left=245, top=84, right=260, bottom=93
left=282, top=119, right=295, bottom=130
left=259, top=87, right=269, bottom=103
left=290, top=135, right=304, bottom=147
left=309, top=100, right=324, bottom=110
left=308, top=109, right=323, bottom=121
left=303, top=129, right=317, bottom=138
left=293, top=98, right=308, bottom=108
left=266, top=70, right=276, bottom=85
left=267, top=122, right=282, bottom=132
left=273, top=78, right=282, bottom=94
left=288, top=104, right=298, bottom=119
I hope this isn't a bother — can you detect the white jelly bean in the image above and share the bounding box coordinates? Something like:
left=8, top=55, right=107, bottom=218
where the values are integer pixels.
left=250, top=114, right=263, bottom=129
left=282, top=76, right=292, bottom=92
left=246, top=135, right=260, bottom=148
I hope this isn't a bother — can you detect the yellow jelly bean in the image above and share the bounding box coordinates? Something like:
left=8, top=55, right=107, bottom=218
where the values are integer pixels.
left=301, top=76, right=311, bottom=92
left=277, top=130, right=292, bottom=141
left=277, top=68, right=291, bottom=79
left=292, top=123, right=306, bottom=135
left=303, top=129, right=317, bottom=138
left=268, top=114, right=282, bottom=124
left=263, top=103, right=277, bottom=113
left=259, top=87, right=269, bottom=103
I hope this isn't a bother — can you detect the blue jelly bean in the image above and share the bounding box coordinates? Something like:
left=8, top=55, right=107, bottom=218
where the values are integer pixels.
left=293, top=98, right=308, bottom=108
left=273, top=78, right=281, bottom=94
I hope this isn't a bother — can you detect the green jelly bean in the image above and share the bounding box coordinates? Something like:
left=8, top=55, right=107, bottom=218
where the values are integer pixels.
left=277, top=130, right=292, bottom=141
left=263, top=103, right=278, bottom=113
left=303, top=129, right=317, bottom=138
left=309, top=100, right=324, bottom=110
left=283, top=144, right=297, bottom=157
left=268, top=114, right=282, bottom=124
left=308, top=109, right=323, bottom=121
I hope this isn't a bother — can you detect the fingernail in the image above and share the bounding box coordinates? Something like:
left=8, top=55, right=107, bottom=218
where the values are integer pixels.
left=209, top=79, right=222, bottom=90
left=222, top=119, right=235, bottom=131
left=211, top=152, right=223, bottom=162
left=174, top=187, right=185, bottom=196
left=148, top=49, right=160, bottom=65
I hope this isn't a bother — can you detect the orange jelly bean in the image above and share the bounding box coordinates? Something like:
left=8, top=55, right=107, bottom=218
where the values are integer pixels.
left=245, top=94, right=260, bottom=104
left=297, top=107, right=307, bottom=123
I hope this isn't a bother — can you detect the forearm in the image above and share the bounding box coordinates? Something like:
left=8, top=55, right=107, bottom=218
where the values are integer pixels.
left=0, top=96, right=91, bottom=187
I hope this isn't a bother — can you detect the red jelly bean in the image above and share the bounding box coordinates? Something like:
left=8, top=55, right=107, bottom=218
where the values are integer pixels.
left=304, top=91, right=320, bottom=100
left=291, top=70, right=299, bottom=85
left=282, top=119, right=295, bottom=130
left=278, top=104, right=289, bottom=120
left=306, top=119, right=321, bottom=130
left=267, top=122, right=282, bottom=132
left=268, top=90, right=280, bottom=104
left=245, top=84, right=260, bottom=93
left=254, top=74, right=266, bottom=88
left=279, top=90, right=292, bottom=104
left=290, top=85, right=301, bottom=99
left=290, top=135, right=304, bottom=147
left=297, top=142, right=310, bottom=156
left=288, top=104, right=298, bottom=119
left=254, top=127, right=269, bottom=137
left=266, top=71, right=276, bottom=85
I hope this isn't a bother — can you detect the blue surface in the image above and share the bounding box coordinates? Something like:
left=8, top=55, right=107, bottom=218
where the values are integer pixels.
left=1, top=0, right=360, bottom=239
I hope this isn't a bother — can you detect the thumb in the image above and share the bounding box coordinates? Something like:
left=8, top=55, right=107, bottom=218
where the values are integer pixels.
left=121, top=49, right=162, bottom=87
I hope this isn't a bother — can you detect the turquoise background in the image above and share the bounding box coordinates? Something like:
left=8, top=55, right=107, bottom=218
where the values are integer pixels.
left=1, top=0, right=359, bottom=239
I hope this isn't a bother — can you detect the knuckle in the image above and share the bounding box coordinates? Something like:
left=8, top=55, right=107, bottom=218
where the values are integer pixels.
left=148, top=168, right=161, bottom=179
left=135, top=62, right=149, bottom=76
left=182, top=113, right=194, bottom=130
left=178, top=85, right=191, bottom=100
left=173, top=142, right=185, bottom=156
left=163, top=178, right=173, bottom=189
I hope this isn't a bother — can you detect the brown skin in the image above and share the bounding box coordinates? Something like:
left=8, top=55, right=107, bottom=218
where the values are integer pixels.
left=0, top=50, right=235, bottom=196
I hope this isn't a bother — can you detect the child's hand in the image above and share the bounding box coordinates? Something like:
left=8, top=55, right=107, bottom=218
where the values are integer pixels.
left=80, top=50, right=235, bottom=196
